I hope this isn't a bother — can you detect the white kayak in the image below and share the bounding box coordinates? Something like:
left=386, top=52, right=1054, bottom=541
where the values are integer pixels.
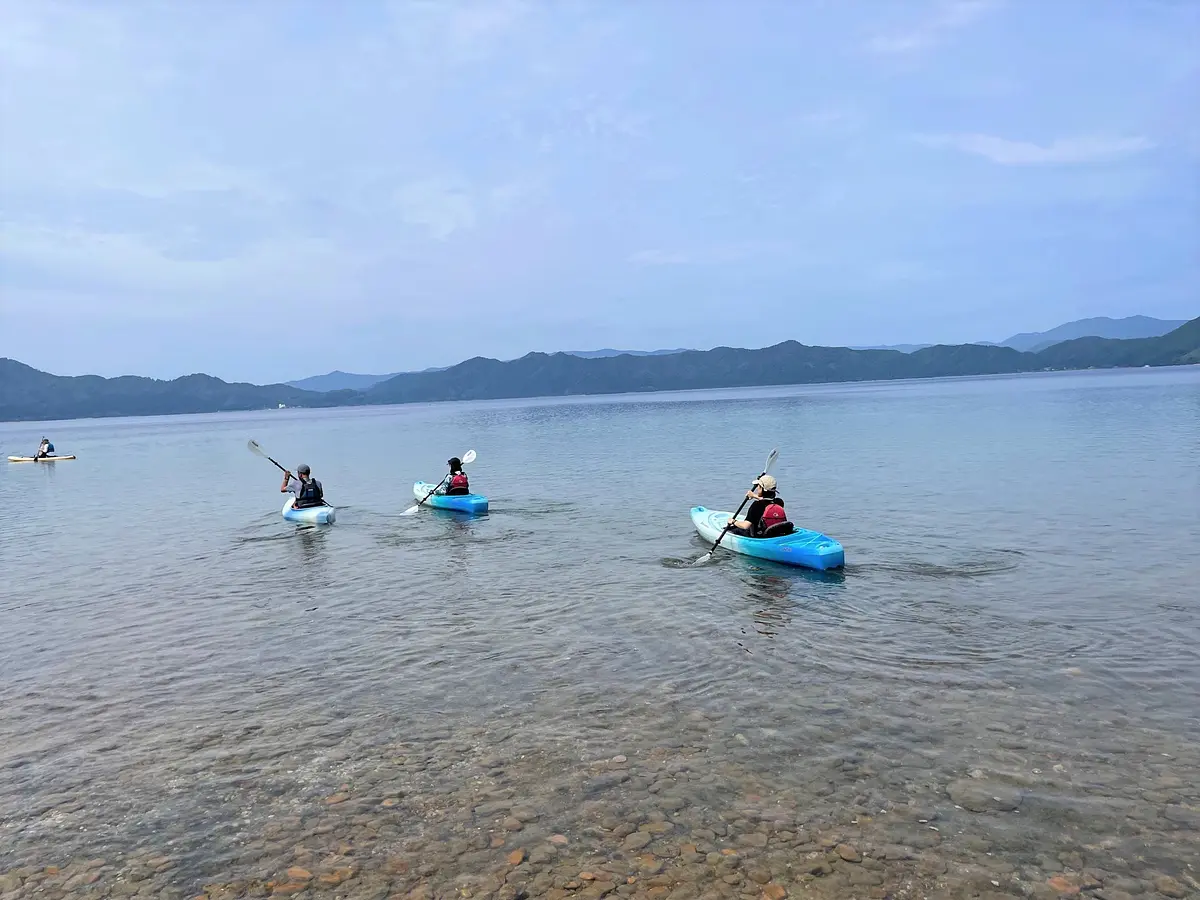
left=282, top=497, right=336, bottom=524
left=8, top=455, right=76, bottom=462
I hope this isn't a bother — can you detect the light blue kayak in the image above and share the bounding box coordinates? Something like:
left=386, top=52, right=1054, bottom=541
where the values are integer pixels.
left=691, top=506, right=844, bottom=570
left=282, top=497, right=336, bottom=525
left=413, top=482, right=489, bottom=515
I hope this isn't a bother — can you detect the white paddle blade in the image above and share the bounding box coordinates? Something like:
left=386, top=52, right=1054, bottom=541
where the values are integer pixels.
left=247, top=439, right=265, bottom=457
left=462, top=449, right=477, bottom=465
left=763, top=448, right=779, bottom=474
left=692, top=552, right=714, bottom=566
left=399, top=504, right=421, bottom=517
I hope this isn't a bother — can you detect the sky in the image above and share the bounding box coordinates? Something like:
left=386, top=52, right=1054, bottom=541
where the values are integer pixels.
left=1, top=0, right=1197, bottom=384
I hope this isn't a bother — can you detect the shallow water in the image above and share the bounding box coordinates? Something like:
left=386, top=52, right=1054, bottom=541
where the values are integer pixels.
left=1, top=368, right=1198, bottom=899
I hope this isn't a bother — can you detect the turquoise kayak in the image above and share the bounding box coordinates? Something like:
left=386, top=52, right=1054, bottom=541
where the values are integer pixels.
left=691, top=506, right=844, bottom=570
left=413, top=482, right=489, bottom=515
left=282, top=497, right=336, bottom=525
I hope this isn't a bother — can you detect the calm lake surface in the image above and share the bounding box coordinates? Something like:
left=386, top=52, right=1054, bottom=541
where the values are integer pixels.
left=1, top=368, right=1198, bottom=900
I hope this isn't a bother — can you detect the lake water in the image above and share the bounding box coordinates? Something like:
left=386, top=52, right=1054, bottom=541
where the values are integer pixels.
left=1, top=368, right=1198, bottom=900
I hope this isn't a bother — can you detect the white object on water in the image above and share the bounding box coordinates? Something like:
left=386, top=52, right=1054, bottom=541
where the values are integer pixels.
left=282, top=497, right=336, bottom=524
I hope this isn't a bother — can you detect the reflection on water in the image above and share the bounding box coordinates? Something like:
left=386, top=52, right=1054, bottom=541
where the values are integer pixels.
left=0, top=368, right=1198, bottom=898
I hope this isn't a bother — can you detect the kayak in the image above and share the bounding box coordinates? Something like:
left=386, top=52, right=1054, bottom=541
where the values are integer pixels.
left=413, top=482, right=489, bottom=515
left=8, top=455, right=76, bottom=462
left=282, top=497, right=336, bottom=525
left=690, top=506, right=844, bottom=570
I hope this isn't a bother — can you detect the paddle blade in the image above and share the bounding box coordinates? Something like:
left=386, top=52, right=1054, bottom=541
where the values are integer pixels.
left=462, top=449, right=477, bottom=465
left=399, top=504, right=420, bottom=517
left=247, top=439, right=266, bottom=457
left=692, top=552, right=714, bottom=567
left=763, top=448, right=779, bottom=474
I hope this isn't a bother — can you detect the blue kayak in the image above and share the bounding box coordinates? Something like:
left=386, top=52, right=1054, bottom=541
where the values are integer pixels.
left=413, top=482, right=489, bottom=515
left=691, top=506, right=844, bottom=570
left=282, top=497, right=336, bottom=524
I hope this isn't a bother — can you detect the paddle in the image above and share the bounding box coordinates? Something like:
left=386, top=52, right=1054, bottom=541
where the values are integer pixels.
left=247, top=439, right=289, bottom=476
left=247, top=439, right=330, bottom=507
left=401, top=449, right=477, bottom=516
left=692, top=448, right=779, bottom=566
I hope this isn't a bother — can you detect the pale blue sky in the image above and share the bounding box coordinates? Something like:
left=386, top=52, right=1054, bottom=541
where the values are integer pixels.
left=1, top=0, right=1196, bottom=383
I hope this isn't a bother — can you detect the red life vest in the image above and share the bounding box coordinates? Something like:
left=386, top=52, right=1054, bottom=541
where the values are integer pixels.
left=449, top=473, right=469, bottom=492
left=760, top=502, right=787, bottom=530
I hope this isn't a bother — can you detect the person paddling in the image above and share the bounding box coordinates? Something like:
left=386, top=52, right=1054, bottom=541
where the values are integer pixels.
left=728, top=475, right=792, bottom=538
left=35, top=437, right=55, bottom=459
left=281, top=463, right=325, bottom=509
left=443, top=457, right=471, bottom=495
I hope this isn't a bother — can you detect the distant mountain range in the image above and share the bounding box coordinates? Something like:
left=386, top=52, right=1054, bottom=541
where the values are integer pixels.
left=290, top=317, right=1187, bottom=390
left=997, top=315, right=1188, bottom=353
left=285, top=349, right=688, bottom=392
left=852, top=315, right=1187, bottom=355
left=0, top=363, right=354, bottom=423
left=3, top=317, right=1196, bottom=423
left=559, top=348, right=690, bottom=360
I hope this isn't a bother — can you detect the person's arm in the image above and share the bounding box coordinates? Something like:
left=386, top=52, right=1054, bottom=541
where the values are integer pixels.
left=280, top=472, right=293, bottom=493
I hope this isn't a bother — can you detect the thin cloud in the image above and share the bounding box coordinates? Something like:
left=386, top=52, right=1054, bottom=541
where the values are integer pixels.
left=629, top=249, right=692, bottom=266
left=920, top=133, right=1156, bottom=165
left=385, top=0, right=530, bottom=68
left=866, top=0, right=999, bottom=55
left=628, top=242, right=795, bottom=267
left=394, top=177, right=478, bottom=240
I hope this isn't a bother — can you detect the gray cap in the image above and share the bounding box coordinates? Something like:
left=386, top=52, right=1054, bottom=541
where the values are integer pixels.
left=297, top=463, right=311, bottom=475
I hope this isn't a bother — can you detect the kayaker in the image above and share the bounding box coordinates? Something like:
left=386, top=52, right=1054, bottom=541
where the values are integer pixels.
left=35, top=437, right=55, bottom=459
left=729, top=475, right=792, bottom=538
left=444, top=457, right=470, bottom=496
left=281, top=463, right=325, bottom=509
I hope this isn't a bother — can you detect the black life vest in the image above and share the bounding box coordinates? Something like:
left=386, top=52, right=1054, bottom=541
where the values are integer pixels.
left=295, top=478, right=323, bottom=509
left=447, top=472, right=470, bottom=494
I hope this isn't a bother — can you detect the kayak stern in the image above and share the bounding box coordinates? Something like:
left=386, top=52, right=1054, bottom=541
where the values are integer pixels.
left=282, top=497, right=336, bottom=524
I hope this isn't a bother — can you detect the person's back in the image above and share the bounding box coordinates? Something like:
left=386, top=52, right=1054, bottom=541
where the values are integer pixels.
left=282, top=463, right=324, bottom=508
left=751, top=494, right=790, bottom=538
left=293, top=476, right=324, bottom=508
left=445, top=457, right=470, bottom=495
left=731, top=475, right=793, bottom=538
